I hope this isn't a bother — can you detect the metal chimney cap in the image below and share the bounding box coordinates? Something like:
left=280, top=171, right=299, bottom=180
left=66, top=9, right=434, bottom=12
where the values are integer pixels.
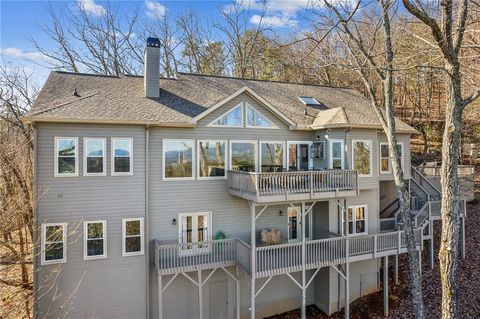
left=146, top=37, right=160, bottom=48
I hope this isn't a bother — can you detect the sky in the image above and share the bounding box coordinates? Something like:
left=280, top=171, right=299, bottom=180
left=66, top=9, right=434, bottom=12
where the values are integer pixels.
left=0, top=0, right=314, bottom=86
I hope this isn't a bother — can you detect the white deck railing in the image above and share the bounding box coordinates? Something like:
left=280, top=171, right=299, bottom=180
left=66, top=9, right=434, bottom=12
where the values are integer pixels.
left=228, top=170, right=358, bottom=201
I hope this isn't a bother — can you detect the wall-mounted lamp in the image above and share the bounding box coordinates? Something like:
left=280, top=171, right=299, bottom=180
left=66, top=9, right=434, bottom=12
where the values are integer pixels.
left=315, top=135, right=320, bottom=141
left=172, top=218, right=177, bottom=226
left=279, top=210, right=284, bottom=216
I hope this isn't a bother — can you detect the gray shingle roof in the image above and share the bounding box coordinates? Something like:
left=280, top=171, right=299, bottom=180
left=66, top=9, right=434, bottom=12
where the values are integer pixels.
left=25, top=71, right=417, bottom=133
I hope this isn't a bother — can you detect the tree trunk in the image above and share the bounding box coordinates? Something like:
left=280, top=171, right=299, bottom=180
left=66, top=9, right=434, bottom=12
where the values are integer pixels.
left=439, top=61, right=463, bottom=319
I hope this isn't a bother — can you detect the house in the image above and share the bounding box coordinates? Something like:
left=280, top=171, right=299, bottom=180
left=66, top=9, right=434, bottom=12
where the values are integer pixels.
left=24, top=37, right=467, bottom=319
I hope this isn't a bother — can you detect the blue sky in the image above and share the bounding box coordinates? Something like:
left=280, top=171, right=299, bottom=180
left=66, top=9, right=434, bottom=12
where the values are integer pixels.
left=0, top=0, right=313, bottom=85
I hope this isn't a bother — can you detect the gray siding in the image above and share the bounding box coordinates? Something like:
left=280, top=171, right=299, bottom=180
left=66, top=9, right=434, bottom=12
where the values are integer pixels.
left=35, top=123, right=147, bottom=319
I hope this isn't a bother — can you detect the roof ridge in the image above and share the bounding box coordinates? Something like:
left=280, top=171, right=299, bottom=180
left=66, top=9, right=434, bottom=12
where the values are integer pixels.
left=176, top=72, right=355, bottom=90
left=54, top=71, right=120, bottom=78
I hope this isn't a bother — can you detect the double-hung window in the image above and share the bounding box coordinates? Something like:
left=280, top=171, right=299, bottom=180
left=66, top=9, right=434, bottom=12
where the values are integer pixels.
left=163, top=139, right=195, bottom=180
left=122, top=218, right=144, bottom=256
left=380, top=142, right=404, bottom=174
left=329, top=140, right=344, bottom=169
left=84, top=138, right=106, bottom=176
left=347, top=205, right=368, bottom=236
left=352, top=139, right=372, bottom=176
left=41, top=223, right=67, bottom=264
left=55, top=137, right=78, bottom=177
left=84, top=220, right=107, bottom=260
left=197, top=140, right=227, bottom=179
left=112, top=138, right=133, bottom=175
left=178, top=212, right=212, bottom=255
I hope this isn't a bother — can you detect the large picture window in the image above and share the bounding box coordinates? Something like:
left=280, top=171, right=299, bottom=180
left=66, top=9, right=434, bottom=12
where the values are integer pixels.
left=84, top=138, right=106, bottom=176
left=55, top=137, right=78, bottom=177
left=329, top=140, right=344, bottom=169
left=163, top=139, right=194, bottom=180
left=111, top=138, right=133, bottom=175
left=198, top=140, right=226, bottom=179
left=347, top=205, right=368, bottom=236
left=42, top=223, right=67, bottom=264
left=230, top=141, right=256, bottom=172
left=352, top=140, right=372, bottom=176
left=380, top=142, right=404, bottom=174
left=260, top=141, right=285, bottom=172
left=84, top=220, right=106, bottom=260
left=122, top=218, right=144, bottom=256
left=178, top=212, right=212, bottom=255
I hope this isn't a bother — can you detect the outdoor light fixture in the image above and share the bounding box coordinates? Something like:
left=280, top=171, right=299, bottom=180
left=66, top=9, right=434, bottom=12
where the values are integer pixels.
left=279, top=210, right=283, bottom=216
left=172, top=218, right=177, bottom=225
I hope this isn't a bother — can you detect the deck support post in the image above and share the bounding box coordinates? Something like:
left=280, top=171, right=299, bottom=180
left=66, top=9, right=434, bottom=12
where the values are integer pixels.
left=250, top=202, right=256, bottom=319
left=383, top=256, right=389, bottom=317
left=344, top=262, right=349, bottom=319
left=157, top=274, right=163, bottom=319
left=301, top=202, right=306, bottom=319
left=461, top=217, right=466, bottom=259
left=418, top=249, right=422, bottom=275
left=236, top=266, right=240, bottom=319
left=429, top=237, right=434, bottom=269
left=198, top=270, right=203, bottom=319
left=394, top=254, right=399, bottom=284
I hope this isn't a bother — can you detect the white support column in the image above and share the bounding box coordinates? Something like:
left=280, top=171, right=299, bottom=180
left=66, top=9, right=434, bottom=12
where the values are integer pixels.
left=301, top=202, right=306, bottom=319
left=344, top=262, right=349, bottom=319
left=157, top=274, right=163, bottom=319
left=383, top=256, right=389, bottom=317
left=418, top=249, right=422, bottom=276
left=236, top=266, right=240, bottom=319
left=461, top=217, right=466, bottom=259
left=429, top=238, right=434, bottom=269
left=198, top=270, right=203, bottom=319
left=250, top=202, right=256, bottom=319
left=394, top=254, right=399, bottom=284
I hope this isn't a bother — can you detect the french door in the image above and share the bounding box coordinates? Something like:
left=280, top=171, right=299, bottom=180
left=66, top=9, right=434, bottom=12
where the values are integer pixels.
left=287, top=142, right=312, bottom=171
left=287, top=206, right=312, bottom=242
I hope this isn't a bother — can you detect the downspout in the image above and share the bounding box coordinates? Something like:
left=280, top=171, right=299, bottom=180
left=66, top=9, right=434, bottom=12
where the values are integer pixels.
left=145, top=125, right=150, bottom=319
left=344, top=128, right=351, bottom=169
left=33, top=122, right=38, bottom=318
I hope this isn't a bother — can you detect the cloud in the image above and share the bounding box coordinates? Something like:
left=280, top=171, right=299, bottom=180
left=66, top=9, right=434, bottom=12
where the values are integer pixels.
left=0, top=48, right=54, bottom=64
left=250, top=14, right=298, bottom=28
left=78, top=0, right=106, bottom=17
left=145, top=0, right=166, bottom=18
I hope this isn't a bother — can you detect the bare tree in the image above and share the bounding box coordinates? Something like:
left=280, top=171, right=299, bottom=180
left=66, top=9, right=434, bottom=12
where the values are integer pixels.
left=315, top=1, right=425, bottom=317
left=401, top=1, right=480, bottom=318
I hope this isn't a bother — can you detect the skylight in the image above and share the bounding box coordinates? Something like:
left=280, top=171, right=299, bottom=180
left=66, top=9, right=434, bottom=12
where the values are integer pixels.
left=298, top=96, right=321, bottom=105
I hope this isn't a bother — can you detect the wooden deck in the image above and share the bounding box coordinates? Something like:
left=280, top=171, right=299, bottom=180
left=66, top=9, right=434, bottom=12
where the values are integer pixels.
left=227, top=170, right=359, bottom=203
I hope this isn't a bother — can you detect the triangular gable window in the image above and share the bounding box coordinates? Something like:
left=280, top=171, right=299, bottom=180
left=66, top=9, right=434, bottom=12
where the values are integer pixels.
left=208, top=103, right=243, bottom=127
left=245, top=103, right=278, bottom=128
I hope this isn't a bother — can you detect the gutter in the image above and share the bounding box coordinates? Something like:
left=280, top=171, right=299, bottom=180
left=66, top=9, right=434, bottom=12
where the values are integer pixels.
left=145, top=125, right=150, bottom=319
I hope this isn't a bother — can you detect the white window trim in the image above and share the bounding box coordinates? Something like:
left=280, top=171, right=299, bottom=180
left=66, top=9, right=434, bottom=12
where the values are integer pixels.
left=329, top=139, right=345, bottom=169
left=207, top=103, right=244, bottom=128
left=162, top=139, right=196, bottom=181
left=41, top=222, right=67, bottom=265
left=287, top=206, right=312, bottom=242
left=286, top=141, right=313, bottom=171
left=229, top=140, right=258, bottom=172
left=83, top=138, right=106, bottom=176
left=347, top=205, right=368, bottom=236
left=54, top=137, right=79, bottom=177
left=178, top=212, right=212, bottom=256
left=352, top=139, right=373, bottom=177
left=83, top=220, right=107, bottom=260
left=122, top=217, right=144, bottom=257
left=245, top=103, right=279, bottom=129
left=197, top=140, right=228, bottom=180
left=111, top=138, right=133, bottom=176
left=379, top=142, right=404, bottom=174
left=259, top=141, right=286, bottom=172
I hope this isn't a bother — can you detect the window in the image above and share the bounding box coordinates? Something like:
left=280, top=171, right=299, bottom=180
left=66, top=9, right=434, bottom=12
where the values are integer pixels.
left=111, top=138, right=133, bottom=175
left=198, top=140, right=227, bottom=179
left=287, top=206, right=312, bottom=242
left=380, top=142, right=404, bottom=174
left=122, top=218, right=144, bottom=256
left=245, top=103, right=278, bottom=129
left=55, top=137, right=78, bottom=177
left=163, top=139, right=195, bottom=180
left=287, top=142, right=312, bottom=171
left=329, top=140, right=344, bottom=169
left=84, top=221, right=106, bottom=260
left=298, top=96, right=321, bottom=106
left=260, top=141, right=285, bottom=172
left=230, top=141, right=257, bottom=172
left=178, top=212, right=212, bottom=255
left=352, top=140, right=372, bottom=176
left=208, top=104, right=243, bottom=127
left=41, top=223, right=67, bottom=264
left=347, top=205, right=368, bottom=235
left=311, top=141, right=325, bottom=159
left=84, top=138, right=106, bottom=176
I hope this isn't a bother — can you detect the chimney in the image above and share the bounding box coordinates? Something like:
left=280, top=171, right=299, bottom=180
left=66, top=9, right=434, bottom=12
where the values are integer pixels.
left=144, top=37, right=160, bottom=98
